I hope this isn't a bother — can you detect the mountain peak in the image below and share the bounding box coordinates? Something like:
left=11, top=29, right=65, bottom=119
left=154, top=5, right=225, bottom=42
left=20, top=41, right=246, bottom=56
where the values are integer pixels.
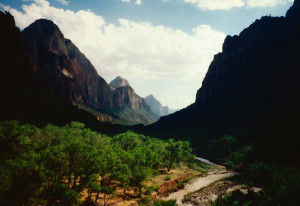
left=23, top=19, right=64, bottom=39
left=109, top=76, right=131, bottom=90
left=145, top=94, right=173, bottom=117
left=286, top=0, right=300, bottom=18
left=146, top=94, right=155, bottom=99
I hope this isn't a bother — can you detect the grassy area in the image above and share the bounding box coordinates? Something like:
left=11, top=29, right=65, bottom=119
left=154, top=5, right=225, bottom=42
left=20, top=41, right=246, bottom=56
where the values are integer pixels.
left=145, top=163, right=204, bottom=188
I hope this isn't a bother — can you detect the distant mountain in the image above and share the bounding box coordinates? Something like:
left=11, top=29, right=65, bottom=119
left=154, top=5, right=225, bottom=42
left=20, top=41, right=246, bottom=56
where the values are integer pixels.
left=145, top=95, right=174, bottom=117
left=145, top=0, right=300, bottom=164
left=21, top=19, right=158, bottom=125
left=109, top=77, right=175, bottom=117
left=0, top=11, right=127, bottom=134
left=109, top=76, right=148, bottom=110
left=109, top=76, right=159, bottom=125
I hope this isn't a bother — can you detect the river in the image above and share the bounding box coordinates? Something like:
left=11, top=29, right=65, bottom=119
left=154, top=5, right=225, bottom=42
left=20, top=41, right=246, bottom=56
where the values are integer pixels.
left=160, top=157, right=236, bottom=205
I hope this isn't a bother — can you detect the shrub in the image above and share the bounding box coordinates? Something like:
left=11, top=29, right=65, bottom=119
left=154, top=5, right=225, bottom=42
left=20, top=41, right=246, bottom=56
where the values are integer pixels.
left=164, top=175, right=171, bottom=181
left=154, top=199, right=177, bottom=206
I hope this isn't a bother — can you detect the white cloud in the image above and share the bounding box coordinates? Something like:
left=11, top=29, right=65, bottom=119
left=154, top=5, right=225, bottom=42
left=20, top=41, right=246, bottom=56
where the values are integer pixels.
left=182, top=0, right=292, bottom=10
left=182, top=0, right=245, bottom=10
left=135, top=0, right=142, bottom=5
left=56, top=0, right=70, bottom=6
left=119, top=0, right=142, bottom=4
left=246, top=0, right=287, bottom=8
left=1, top=0, right=225, bottom=109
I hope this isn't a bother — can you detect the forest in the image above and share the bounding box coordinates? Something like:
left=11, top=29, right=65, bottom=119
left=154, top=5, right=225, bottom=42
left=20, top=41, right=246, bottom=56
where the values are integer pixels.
left=0, top=121, right=193, bottom=205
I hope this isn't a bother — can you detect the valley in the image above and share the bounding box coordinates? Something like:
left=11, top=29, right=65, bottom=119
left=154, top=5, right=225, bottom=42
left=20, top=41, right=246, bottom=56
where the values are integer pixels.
left=0, top=0, right=300, bottom=205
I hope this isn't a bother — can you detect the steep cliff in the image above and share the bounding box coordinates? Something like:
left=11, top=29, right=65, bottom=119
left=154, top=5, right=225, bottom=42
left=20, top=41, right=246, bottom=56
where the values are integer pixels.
left=21, top=20, right=158, bottom=125
left=109, top=76, right=150, bottom=110
left=0, top=11, right=128, bottom=133
left=145, top=95, right=170, bottom=117
left=22, top=19, right=114, bottom=111
left=109, top=76, right=159, bottom=125
left=146, top=1, right=300, bottom=164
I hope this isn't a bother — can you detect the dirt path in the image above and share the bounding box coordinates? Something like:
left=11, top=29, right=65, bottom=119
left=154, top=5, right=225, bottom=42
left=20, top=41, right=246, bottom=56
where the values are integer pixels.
left=160, top=161, right=236, bottom=205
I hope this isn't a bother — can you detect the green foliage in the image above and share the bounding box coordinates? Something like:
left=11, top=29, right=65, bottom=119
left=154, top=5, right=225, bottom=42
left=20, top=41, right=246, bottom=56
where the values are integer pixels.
left=183, top=193, right=192, bottom=202
left=214, top=135, right=238, bottom=157
left=164, top=175, right=171, bottom=181
left=212, top=190, right=269, bottom=206
left=177, top=180, right=184, bottom=189
left=164, top=139, right=194, bottom=171
left=216, top=161, right=300, bottom=206
left=188, top=160, right=210, bottom=174
left=151, top=185, right=160, bottom=191
left=139, top=195, right=152, bottom=204
left=245, top=162, right=300, bottom=205
left=153, top=199, right=177, bottom=206
left=0, top=121, right=194, bottom=205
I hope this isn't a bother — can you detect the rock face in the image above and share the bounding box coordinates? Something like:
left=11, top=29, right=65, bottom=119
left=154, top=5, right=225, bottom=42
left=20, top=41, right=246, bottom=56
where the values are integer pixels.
left=21, top=20, right=158, bottom=125
left=147, top=0, right=300, bottom=163
left=22, top=19, right=114, bottom=111
left=0, top=11, right=128, bottom=133
left=286, top=0, right=300, bottom=18
left=108, top=76, right=159, bottom=125
left=109, top=76, right=131, bottom=90
left=109, top=76, right=150, bottom=110
left=145, top=95, right=170, bottom=117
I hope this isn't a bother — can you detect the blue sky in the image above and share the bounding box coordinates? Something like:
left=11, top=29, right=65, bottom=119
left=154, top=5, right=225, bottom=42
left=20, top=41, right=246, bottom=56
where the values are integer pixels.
left=0, top=0, right=294, bottom=109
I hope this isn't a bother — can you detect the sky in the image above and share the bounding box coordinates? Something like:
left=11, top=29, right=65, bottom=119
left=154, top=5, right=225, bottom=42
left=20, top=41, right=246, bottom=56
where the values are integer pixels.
left=0, top=0, right=294, bottom=109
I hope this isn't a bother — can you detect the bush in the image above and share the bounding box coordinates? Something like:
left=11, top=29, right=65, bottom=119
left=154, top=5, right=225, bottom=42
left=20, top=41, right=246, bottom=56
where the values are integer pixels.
left=212, top=190, right=269, bottom=206
left=164, top=175, right=171, bottom=181
left=177, top=180, right=184, bottom=189
left=139, top=196, right=151, bottom=204
left=151, top=185, right=160, bottom=191
left=153, top=199, right=177, bottom=206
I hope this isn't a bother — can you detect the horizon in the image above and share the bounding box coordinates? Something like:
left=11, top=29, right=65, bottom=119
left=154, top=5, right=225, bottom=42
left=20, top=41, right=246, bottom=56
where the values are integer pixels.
left=0, top=0, right=293, bottom=109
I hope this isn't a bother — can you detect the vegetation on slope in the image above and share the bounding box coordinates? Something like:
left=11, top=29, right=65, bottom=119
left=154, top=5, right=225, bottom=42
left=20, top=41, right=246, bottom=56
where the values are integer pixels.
left=207, top=135, right=300, bottom=206
left=115, top=107, right=159, bottom=125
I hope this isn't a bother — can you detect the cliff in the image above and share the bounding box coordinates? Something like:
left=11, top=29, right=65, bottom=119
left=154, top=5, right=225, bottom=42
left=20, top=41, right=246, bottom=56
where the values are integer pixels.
left=22, top=19, right=114, bottom=111
left=145, top=95, right=170, bottom=117
left=146, top=0, right=300, bottom=164
left=0, top=11, right=127, bottom=133
left=109, top=76, right=159, bottom=125
left=21, top=20, right=158, bottom=125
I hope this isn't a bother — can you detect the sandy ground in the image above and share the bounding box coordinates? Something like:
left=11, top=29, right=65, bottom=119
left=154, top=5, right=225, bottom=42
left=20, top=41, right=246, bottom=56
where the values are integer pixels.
left=159, top=160, right=237, bottom=206
left=181, top=179, right=262, bottom=206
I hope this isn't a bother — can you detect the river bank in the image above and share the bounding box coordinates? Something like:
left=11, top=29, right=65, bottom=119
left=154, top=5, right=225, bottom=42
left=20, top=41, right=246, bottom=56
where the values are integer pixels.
left=157, top=158, right=237, bottom=205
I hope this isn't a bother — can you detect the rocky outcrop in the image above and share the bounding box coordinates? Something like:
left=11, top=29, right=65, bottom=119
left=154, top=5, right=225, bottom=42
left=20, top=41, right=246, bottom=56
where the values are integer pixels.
left=109, top=76, right=131, bottom=90
left=109, top=76, right=150, bottom=110
left=108, top=76, right=159, bottom=125
left=286, top=0, right=300, bottom=18
left=147, top=0, right=300, bottom=163
left=113, top=86, right=150, bottom=110
left=0, top=11, right=129, bottom=133
left=22, top=19, right=114, bottom=111
left=109, top=76, right=173, bottom=117
left=21, top=20, right=158, bottom=125
left=145, top=95, right=170, bottom=117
